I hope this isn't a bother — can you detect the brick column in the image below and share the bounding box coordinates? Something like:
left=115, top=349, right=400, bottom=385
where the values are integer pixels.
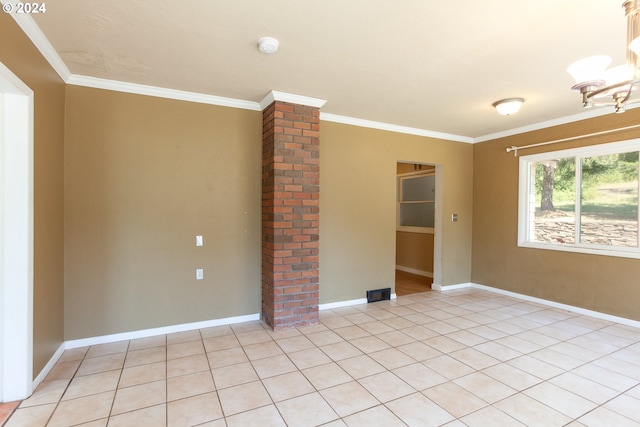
left=262, top=96, right=322, bottom=330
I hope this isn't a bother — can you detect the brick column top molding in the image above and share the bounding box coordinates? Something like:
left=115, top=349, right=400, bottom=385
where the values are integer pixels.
left=259, top=90, right=326, bottom=111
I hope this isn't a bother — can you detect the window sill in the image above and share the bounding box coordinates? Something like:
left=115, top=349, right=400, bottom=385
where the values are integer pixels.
left=518, top=241, right=640, bottom=259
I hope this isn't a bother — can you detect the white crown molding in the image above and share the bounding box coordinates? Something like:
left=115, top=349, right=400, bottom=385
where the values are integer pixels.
left=320, top=113, right=474, bottom=144
left=473, top=104, right=640, bottom=143
left=67, top=74, right=262, bottom=111
left=0, top=9, right=473, bottom=144
left=259, top=90, right=327, bottom=110
left=1, top=1, right=71, bottom=82
left=9, top=4, right=630, bottom=145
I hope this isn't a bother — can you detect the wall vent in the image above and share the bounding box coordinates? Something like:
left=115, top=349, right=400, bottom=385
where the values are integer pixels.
left=366, top=288, right=391, bottom=303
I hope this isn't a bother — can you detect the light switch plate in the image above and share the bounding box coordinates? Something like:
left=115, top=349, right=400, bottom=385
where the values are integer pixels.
left=196, top=235, right=203, bottom=247
left=196, top=268, right=204, bottom=280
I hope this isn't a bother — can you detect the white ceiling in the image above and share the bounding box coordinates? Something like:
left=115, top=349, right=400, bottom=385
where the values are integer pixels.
left=24, top=0, right=630, bottom=140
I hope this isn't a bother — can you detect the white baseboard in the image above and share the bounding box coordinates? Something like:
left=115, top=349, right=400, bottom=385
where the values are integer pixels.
left=65, top=313, right=260, bottom=350
left=38, top=292, right=398, bottom=389
left=470, top=283, right=640, bottom=329
left=431, top=282, right=472, bottom=291
left=395, top=265, right=433, bottom=278
left=35, top=282, right=638, bottom=398
left=319, top=298, right=368, bottom=310
left=32, top=343, right=65, bottom=392
left=419, top=280, right=640, bottom=329
left=319, top=291, right=398, bottom=311
left=31, top=313, right=259, bottom=395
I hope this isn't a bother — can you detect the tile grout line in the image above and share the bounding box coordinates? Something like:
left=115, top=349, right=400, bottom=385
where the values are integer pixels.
left=7, top=288, right=640, bottom=426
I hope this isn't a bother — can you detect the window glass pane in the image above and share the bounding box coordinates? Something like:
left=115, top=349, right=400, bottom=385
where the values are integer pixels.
left=531, top=157, right=576, bottom=244
left=580, top=152, right=638, bottom=247
left=400, top=202, right=434, bottom=227
left=402, top=175, right=435, bottom=201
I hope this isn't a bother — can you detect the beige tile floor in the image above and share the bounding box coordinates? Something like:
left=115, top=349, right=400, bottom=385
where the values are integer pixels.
left=4, top=288, right=640, bottom=426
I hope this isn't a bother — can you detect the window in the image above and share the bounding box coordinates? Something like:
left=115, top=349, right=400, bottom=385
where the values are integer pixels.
left=397, top=171, right=435, bottom=233
left=518, top=139, right=640, bottom=258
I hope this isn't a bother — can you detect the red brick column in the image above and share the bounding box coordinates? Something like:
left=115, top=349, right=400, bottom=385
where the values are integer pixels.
left=262, top=100, right=320, bottom=330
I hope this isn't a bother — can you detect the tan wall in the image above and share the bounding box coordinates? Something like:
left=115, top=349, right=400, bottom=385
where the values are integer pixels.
left=64, top=86, right=262, bottom=340
left=396, top=231, right=434, bottom=274
left=0, top=13, right=66, bottom=376
left=63, top=90, right=473, bottom=339
left=320, top=122, right=473, bottom=302
left=472, top=111, right=640, bottom=321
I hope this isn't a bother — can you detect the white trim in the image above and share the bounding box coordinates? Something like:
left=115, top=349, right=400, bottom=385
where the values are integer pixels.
left=517, top=241, right=640, bottom=259
left=0, top=61, right=34, bottom=402
left=67, top=75, right=261, bottom=111
left=319, top=294, right=398, bottom=311
left=433, top=165, right=444, bottom=286
left=395, top=162, right=441, bottom=290
left=0, top=91, right=3, bottom=404
left=259, top=90, right=327, bottom=110
left=395, top=265, right=433, bottom=278
left=321, top=113, right=473, bottom=143
left=32, top=313, right=260, bottom=391
left=34, top=283, right=640, bottom=391
left=473, top=104, right=640, bottom=143
left=517, top=139, right=640, bottom=259
left=0, top=1, right=71, bottom=81
left=319, top=298, right=368, bottom=310
left=518, top=138, right=640, bottom=161
left=470, top=283, right=640, bottom=329
left=431, top=282, right=473, bottom=291
left=428, top=281, right=640, bottom=328
left=6, top=2, right=638, bottom=146
left=32, top=343, right=64, bottom=391
left=65, top=313, right=260, bottom=350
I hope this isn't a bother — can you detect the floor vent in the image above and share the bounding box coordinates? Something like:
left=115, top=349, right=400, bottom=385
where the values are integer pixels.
left=366, top=288, right=391, bottom=303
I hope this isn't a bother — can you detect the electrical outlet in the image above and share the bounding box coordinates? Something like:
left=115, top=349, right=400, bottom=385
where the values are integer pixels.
left=196, top=235, right=203, bottom=247
left=451, top=213, right=458, bottom=222
left=196, top=268, right=204, bottom=280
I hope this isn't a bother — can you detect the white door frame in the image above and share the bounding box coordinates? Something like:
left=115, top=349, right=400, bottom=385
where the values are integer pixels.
left=433, top=164, right=443, bottom=286
left=0, top=61, right=34, bottom=402
left=395, top=162, right=443, bottom=287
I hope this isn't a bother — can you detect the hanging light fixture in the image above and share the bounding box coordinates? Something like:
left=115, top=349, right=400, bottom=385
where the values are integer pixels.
left=568, top=0, right=640, bottom=113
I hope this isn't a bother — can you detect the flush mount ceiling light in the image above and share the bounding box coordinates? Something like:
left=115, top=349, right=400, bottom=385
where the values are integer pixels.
left=568, top=0, right=640, bottom=113
left=258, top=37, right=279, bottom=54
left=492, top=98, right=525, bottom=115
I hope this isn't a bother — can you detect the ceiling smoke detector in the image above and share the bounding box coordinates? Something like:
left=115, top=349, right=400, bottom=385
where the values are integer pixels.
left=258, top=37, right=279, bottom=54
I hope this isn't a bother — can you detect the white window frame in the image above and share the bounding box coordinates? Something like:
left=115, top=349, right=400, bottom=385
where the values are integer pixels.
left=518, top=139, right=640, bottom=259
left=397, top=170, right=435, bottom=234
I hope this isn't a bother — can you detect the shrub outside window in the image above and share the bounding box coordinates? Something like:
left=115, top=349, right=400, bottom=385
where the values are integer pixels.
left=518, top=139, right=639, bottom=258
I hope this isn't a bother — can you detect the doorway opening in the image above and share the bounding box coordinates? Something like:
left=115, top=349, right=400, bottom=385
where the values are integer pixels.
left=0, top=62, right=34, bottom=402
left=395, top=161, right=442, bottom=296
